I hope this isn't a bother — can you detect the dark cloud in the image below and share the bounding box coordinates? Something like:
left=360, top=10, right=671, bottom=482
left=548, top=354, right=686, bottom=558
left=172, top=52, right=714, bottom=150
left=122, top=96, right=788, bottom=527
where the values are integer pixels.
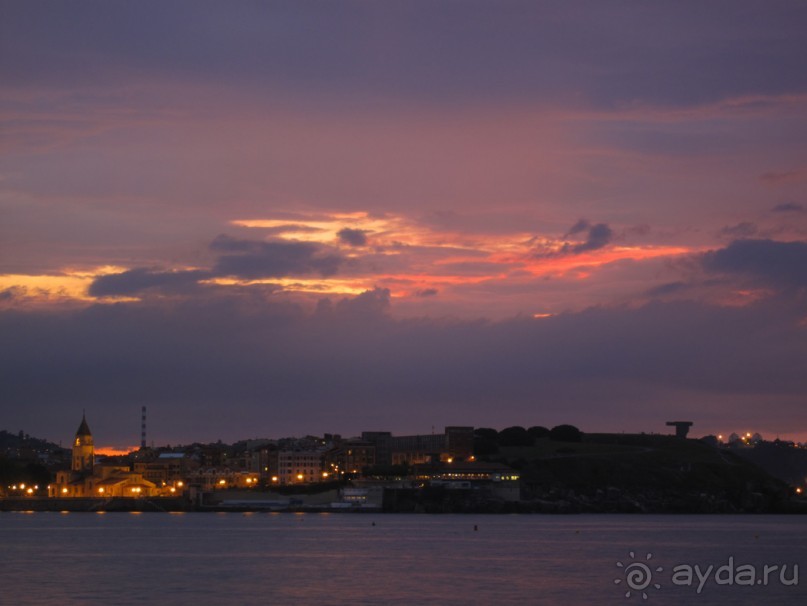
left=701, top=239, right=807, bottom=289
left=625, top=224, right=652, bottom=237
left=566, top=219, right=591, bottom=237
left=432, top=262, right=513, bottom=276
left=210, top=235, right=343, bottom=279
left=314, top=288, right=391, bottom=319
left=536, top=220, right=615, bottom=258
left=564, top=222, right=613, bottom=254
left=0, top=286, right=26, bottom=302
left=88, top=236, right=346, bottom=297
left=89, top=268, right=212, bottom=297
left=335, top=287, right=390, bottom=316
left=772, top=202, right=804, bottom=213
left=760, top=170, right=806, bottom=185
left=720, top=222, right=758, bottom=238
left=415, top=288, right=439, bottom=297
left=645, top=282, right=687, bottom=297
left=3, top=1, right=806, bottom=108
left=209, top=234, right=260, bottom=253
left=337, top=228, right=369, bottom=247
left=2, top=294, right=806, bottom=444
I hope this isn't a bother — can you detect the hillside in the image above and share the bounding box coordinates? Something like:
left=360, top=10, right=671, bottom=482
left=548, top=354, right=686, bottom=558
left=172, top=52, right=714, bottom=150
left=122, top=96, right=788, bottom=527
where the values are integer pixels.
left=486, top=433, right=796, bottom=513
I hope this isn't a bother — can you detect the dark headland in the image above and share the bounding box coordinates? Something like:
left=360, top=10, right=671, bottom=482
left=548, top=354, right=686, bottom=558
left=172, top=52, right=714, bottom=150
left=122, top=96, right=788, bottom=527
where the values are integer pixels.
left=2, top=427, right=805, bottom=514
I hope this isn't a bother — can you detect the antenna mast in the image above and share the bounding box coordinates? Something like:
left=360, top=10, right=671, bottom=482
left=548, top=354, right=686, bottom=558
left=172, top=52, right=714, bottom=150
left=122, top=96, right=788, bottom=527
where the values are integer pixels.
left=141, top=406, right=147, bottom=449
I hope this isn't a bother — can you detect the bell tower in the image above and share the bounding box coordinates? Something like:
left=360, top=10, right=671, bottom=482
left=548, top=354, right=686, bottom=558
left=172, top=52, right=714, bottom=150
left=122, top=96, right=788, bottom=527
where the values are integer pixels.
left=72, top=413, right=94, bottom=472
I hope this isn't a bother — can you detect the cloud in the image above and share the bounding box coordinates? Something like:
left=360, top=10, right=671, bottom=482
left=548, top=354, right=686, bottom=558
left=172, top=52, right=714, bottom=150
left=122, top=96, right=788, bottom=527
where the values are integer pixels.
left=316, top=287, right=391, bottom=320
left=760, top=170, right=807, bottom=185
left=335, top=287, right=390, bottom=316
left=701, top=239, right=807, bottom=289
left=644, top=282, right=687, bottom=297
left=563, top=222, right=614, bottom=254
left=534, top=220, right=615, bottom=258
left=0, top=286, right=26, bottom=301
left=565, top=219, right=591, bottom=237
left=87, top=235, right=346, bottom=297
left=5, top=1, right=807, bottom=110
left=2, top=294, right=806, bottom=444
left=415, top=288, right=439, bottom=297
left=261, top=224, right=327, bottom=237
left=772, top=202, right=804, bottom=213
left=337, top=228, right=369, bottom=247
left=88, top=268, right=211, bottom=297
left=210, top=235, right=343, bottom=279
left=720, top=222, right=758, bottom=238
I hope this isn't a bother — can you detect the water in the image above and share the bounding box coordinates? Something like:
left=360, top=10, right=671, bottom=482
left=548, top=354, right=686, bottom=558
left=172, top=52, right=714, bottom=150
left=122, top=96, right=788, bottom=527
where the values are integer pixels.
left=1, top=512, right=805, bottom=605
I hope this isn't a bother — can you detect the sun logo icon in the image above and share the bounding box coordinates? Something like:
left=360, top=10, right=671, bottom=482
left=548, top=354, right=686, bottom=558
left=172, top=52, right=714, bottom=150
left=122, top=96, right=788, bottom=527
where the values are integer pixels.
left=615, top=551, right=663, bottom=599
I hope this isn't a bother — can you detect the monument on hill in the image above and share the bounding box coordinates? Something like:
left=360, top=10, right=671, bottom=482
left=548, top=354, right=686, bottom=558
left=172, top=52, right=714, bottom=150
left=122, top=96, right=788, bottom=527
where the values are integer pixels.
left=666, top=421, right=693, bottom=439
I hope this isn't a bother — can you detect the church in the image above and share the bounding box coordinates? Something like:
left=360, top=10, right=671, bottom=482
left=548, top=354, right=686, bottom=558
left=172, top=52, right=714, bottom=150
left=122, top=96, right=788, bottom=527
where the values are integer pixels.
left=49, top=414, right=159, bottom=498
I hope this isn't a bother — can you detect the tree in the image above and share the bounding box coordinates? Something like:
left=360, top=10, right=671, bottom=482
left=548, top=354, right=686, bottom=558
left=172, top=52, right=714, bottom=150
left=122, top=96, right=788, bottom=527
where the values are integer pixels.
left=473, top=428, right=499, bottom=457
left=498, top=426, right=533, bottom=447
left=549, top=424, right=583, bottom=443
left=527, top=426, right=550, bottom=440
left=474, top=427, right=498, bottom=441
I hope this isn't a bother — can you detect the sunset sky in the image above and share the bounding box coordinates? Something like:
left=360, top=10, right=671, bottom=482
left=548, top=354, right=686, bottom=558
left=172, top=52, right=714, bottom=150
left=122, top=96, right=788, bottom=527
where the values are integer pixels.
left=2, top=1, right=806, bottom=449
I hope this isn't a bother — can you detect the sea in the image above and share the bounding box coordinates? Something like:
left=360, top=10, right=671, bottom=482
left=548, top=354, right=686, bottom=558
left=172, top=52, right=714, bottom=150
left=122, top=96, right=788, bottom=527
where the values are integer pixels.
left=1, top=512, right=805, bottom=605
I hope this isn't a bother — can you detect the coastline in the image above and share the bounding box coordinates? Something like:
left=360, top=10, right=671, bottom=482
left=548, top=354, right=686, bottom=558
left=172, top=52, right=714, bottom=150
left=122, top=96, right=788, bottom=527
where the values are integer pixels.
left=2, top=496, right=805, bottom=514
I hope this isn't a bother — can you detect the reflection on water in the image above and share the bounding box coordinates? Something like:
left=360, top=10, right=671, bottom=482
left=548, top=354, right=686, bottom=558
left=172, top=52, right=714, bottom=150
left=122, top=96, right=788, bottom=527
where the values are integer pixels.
left=1, top=512, right=805, bottom=605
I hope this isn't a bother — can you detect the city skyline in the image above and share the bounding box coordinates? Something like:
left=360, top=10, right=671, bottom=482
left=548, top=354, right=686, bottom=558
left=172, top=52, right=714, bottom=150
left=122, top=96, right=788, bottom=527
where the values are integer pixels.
left=1, top=1, right=806, bottom=447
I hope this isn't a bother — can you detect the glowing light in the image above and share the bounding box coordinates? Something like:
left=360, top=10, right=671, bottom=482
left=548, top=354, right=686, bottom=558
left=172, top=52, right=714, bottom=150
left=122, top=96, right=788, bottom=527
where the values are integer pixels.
left=0, top=266, right=136, bottom=305
left=98, top=488, right=105, bottom=494
left=95, top=446, right=137, bottom=456
left=61, top=488, right=68, bottom=494
left=296, top=474, right=304, bottom=481
left=218, top=479, right=226, bottom=485
left=201, top=276, right=368, bottom=296
left=271, top=476, right=279, bottom=482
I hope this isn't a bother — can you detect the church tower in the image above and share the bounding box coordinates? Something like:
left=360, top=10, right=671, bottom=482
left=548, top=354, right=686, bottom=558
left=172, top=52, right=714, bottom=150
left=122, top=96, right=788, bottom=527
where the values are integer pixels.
left=72, top=413, right=94, bottom=472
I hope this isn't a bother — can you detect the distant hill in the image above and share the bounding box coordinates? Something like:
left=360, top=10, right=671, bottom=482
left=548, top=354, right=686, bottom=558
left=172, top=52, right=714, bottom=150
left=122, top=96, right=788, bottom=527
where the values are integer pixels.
left=486, top=433, right=797, bottom=513
left=0, top=430, right=66, bottom=493
left=730, top=441, right=807, bottom=486
left=0, top=429, right=68, bottom=459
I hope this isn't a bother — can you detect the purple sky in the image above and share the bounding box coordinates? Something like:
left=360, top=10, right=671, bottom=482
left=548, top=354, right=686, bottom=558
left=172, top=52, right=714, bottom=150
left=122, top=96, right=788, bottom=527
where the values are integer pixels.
left=1, top=1, right=806, bottom=449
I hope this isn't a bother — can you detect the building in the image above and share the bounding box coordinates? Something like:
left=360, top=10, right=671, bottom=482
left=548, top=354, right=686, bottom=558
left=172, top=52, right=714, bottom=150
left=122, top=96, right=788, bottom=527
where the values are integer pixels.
left=49, top=414, right=159, bottom=498
left=361, top=426, right=474, bottom=467
left=414, top=460, right=521, bottom=502
left=276, top=448, right=327, bottom=484
left=133, top=452, right=193, bottom=488
left=72, top=415, right=94, bottom=472
left=323, top=439, right=376, bottom=479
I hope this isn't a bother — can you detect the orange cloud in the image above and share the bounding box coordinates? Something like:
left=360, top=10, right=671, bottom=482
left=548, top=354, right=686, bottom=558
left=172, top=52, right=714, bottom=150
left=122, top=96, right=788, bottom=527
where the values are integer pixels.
left=518, top=246, right=694, bottom=278
left=0, top=266, right=138, bottom=307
